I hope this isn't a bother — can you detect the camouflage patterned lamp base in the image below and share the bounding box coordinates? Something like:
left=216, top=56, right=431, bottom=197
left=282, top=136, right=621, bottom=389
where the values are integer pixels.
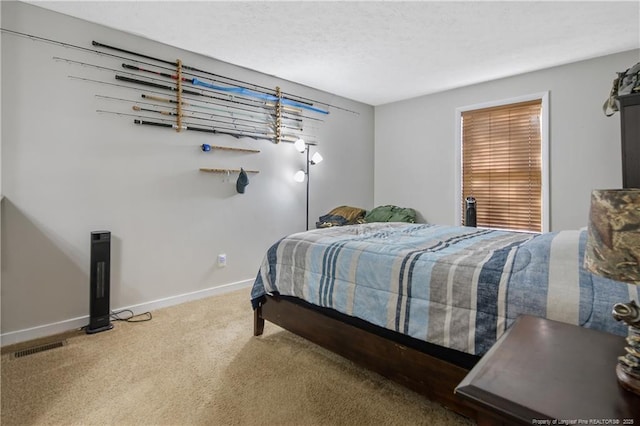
left=617, top=363, right=640, bottom=396
left=613, top=302, right=640, bottom=396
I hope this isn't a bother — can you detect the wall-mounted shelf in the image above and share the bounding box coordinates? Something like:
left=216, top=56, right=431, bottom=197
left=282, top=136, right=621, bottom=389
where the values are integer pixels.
left=199, top=168, right=259, bottom=174
left=201, top=144, right=260, bottom=153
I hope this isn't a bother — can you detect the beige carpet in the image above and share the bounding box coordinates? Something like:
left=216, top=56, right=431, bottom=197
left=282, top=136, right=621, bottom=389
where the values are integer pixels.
left=1, top=288, right=473, bottom=426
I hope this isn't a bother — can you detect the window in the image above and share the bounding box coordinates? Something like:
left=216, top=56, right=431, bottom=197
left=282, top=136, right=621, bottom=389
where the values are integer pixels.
left=457, top=94, right=548, bottom=233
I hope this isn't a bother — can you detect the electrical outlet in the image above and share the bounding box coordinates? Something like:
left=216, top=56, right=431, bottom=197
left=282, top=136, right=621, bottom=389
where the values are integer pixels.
left=217, top=254, right=227, bottom=267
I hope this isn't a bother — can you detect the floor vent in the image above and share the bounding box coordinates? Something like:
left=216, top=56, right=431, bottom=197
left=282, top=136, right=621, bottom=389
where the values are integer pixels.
left=13, top=341, right=66, bottom=358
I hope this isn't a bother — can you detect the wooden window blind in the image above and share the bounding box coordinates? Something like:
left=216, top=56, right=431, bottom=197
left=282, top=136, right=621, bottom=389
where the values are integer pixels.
left=462, top=99, right=542, bottom=232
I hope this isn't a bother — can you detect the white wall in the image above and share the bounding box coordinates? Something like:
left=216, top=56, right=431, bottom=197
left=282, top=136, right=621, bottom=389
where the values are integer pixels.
left=375, top=49, right=639, bottom=230
left=0, top=2, right=374, bottom=344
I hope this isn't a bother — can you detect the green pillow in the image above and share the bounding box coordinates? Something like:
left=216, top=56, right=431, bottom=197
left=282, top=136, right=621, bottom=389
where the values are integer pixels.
left=364, top=205, right=416, bottom=223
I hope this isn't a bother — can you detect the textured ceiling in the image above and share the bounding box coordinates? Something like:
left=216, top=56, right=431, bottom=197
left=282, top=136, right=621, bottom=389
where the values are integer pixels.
left=24, top=1, right=640, bottom=106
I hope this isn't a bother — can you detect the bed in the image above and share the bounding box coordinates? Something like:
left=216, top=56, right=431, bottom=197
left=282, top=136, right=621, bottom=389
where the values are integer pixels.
left=251, top=222, right=639, bottom=420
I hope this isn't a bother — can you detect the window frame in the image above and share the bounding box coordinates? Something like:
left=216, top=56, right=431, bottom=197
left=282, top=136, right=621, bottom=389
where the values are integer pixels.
left=454, top=92, right=550, bottom=233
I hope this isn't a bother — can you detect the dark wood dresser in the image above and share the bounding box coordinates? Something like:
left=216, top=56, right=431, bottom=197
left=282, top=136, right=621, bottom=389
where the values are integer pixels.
left=618, top=93, right=640, bottom=189
left=455, top=315, right=640, bottom=425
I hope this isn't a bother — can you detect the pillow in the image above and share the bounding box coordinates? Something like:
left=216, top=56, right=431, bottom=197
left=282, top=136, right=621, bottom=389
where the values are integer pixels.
left=327, top=206, right=367, bottom=223
left=364, top=205, right=416, bottom=223
left=316, top=205, right=367, bottom=228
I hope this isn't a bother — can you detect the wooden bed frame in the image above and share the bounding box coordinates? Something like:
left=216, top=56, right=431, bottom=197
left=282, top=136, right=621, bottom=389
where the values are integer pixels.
left=253, top=294, right=479, bottom=421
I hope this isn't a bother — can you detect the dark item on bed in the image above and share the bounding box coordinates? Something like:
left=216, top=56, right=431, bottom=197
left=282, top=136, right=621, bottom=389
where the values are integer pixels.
left=253, top=294, right=480, bottom=420
left=316, top=205, right=366, bottom=228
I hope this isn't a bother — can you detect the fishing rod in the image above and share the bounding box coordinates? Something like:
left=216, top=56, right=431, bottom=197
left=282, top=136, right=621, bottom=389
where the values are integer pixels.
left=138, top=93, right=322, bottom=125
left=122, top=63, right=329, bottom=115
left=92, top=40, right=355, bottom=114
left=101, top=107, right=271, bottom=139
left=122, top=60, right=270, bottom=110
left=139, top=94, right=305, bottom=125
left=115, top=74, right=318, bottom=123
left=3, top=28, right=309, bottom=108
left=130, top=105, right=285, bottom=132
left=98, top=109, right=310, bottom=142
left=115, top=75, right=324, bottom=129
left=60, top=56, right=321, bottom=120
left=117, top=72, right=266, bottom=110
left=122, top=62, right=326, bottom=116
left=133, top=119, right=274, bottom=141
left=133, top=119, right=304, bottom=143
left=115, top=75, right=304, bottom=115
left=70, top=75, right=324, bottom=123
left=192, top=77, right=329, bottom=114
left=132, top=104, right=302, bottom=131
left=132, top=105, right=302, bottom=131
left=96, top=94, right=304, bottom=131
left=92, top=41, right=305, bottom=103
left=121, top=53, right=315, bottom=111
left=55, top=56, right=271, bottom=110
left=131, top=105, right=318, bottom=140
left=123, top=61, right=295, bottom=104
left=131, top=106, right=270, bottom=134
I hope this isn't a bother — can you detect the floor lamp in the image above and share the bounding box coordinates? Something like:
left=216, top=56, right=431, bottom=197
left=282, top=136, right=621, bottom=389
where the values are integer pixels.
left=294, top=139, right=323, bottom=230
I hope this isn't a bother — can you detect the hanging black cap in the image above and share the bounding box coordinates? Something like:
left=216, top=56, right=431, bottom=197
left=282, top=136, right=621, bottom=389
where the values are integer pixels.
left=236, top=168, right=249, bottom=193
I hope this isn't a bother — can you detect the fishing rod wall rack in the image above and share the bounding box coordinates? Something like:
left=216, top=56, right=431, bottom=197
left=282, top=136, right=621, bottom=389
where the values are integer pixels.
left=1, top=29, right=336, bottom=145
left=139, top=55, right=293, bottom=144
left=2, top=28, right=353, bottom=187
left=86, top=38, right=334, bottom=146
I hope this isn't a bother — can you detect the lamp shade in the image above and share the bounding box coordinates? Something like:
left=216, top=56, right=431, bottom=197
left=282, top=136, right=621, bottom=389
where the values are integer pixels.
left=294, top=138, right=306, bottom=153
left=311, top=152, right=323, bottom=164
left=584, top=189, right=640, bottom=284
left=293, top=170, right=306, bottom=183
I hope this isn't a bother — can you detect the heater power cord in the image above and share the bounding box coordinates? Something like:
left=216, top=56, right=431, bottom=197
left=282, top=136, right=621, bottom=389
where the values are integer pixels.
left=110, top=309, right=152, bottom=323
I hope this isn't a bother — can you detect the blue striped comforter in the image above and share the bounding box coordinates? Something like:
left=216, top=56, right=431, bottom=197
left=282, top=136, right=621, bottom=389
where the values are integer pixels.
left=251, top=223, right=639, bottom=356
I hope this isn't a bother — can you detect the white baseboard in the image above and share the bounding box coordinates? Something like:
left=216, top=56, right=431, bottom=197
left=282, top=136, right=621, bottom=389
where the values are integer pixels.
left=0, top=279, right=253, bottom=347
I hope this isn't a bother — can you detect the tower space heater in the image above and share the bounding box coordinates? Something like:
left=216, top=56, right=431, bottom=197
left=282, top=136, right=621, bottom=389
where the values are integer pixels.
left=86, top=231, right=114, bottom=334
